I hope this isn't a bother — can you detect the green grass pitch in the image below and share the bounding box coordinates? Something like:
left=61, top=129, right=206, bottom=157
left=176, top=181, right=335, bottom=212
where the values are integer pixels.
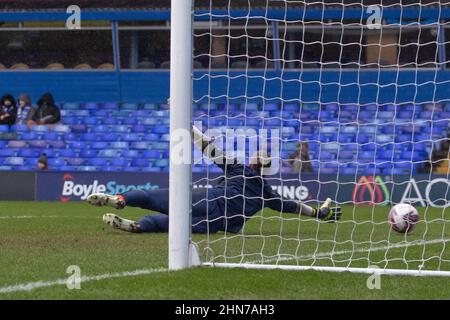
left=0, top=201, right=449, bottom=299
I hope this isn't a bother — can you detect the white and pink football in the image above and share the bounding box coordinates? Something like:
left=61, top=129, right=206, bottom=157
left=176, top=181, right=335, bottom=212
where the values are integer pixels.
left=388, top=204, right=420, bottom=234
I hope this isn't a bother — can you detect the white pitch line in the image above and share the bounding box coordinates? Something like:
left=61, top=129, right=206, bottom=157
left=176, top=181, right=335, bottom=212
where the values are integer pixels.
left=249, top=238, right=450, bottom=265
left=0, top=215, right=92, bottom=219
left=0, top=267, right=168, bottom=294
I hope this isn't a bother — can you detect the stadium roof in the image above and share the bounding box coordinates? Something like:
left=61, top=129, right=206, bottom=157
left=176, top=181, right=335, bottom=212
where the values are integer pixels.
left=0, top=0, right=447, bottom=11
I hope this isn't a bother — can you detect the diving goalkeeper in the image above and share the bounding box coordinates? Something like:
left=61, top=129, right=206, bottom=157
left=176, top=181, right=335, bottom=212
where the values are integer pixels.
left=87, top=125, right=342, bottom=233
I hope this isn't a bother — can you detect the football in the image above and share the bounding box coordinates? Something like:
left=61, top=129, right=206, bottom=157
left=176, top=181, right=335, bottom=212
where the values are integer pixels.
left=388, top=203, right=420, bottom=234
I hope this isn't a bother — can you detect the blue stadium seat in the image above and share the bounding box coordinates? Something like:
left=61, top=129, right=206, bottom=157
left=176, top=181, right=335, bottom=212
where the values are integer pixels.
left=122, top=133, right=139, bottom=142
left=19, top=132, right=38, bottom=141
left=75, top=110, right=89, bottom=117
left=102, top=117, right=119, bottom=125
left=61, top=117, right=78, bottom=125
left=67, top=158, right=86, bottom=166
left=48, top=158, right=66, bottom=167
left=131, top=158, right=150, bottom=167
left=83, top=117, right=99, bottom=126
left=78, top=149, right=96, bottom=158
left=142, top=150, right=161, bottom=159
left=98, top=133, right=117, bottom=142
left=153, top=159, right=169, bottom=168
left=0, top=149, right=15, bottom=157
left=71, top=125, right=87, bottom=133
left=40, top=150, right=56, bottom=158
left=62, top=102, right=80, bottom=110
left=111, top=158, right=128, bottom=167
left=112, top=125, right=129, bottom=134
left=68, top=141, right=87, bottom=150
left=82, top=133, right=99, bottom=141
left=63, top=133, right=78, bottom=141
left=122, top=103, right=139, bottom=110
left=82, top=102, right=100, bottom=110
left=89, top=158, right=108, bottom=166
left=31, top=125, right=49, bottom=133
left=110, top=141, right=129, bottom=149
left=8, top=140, right=27, bottom=148
left=131, top=141, right=150, bottom=150
left=132, top=125, right=148, bottom=134
left=103, top=103, right=119, bottom=110
left=59, top=149, right=77, bottom=158
left=52, top=125, right=71, bottom=134
left=142, top=103, right=157, bottom=110
left=11, top=125, right=28, bottom=132
left=91, top=125, right=109, bottom=133
left=48, top=141, right=65, bottom=149
left=29, top=141, right=47, bottom=148
left=152, top=142, right=169, bottom=150
left=93, top=110, right=109, bottom=118
left=91, top=141, right=108, bottom=149
left=122, top=117, right=138, bottom=126
left=77, top=166, right=98, bottom=171
left=5, top=157, right=24, bottom=166
left=121, top=149, right=139, bottom=158
left=43, top=132, right=59, bottom=141
left=18, top=149, right=40, bottom=158
left=98, top=149, right=120, bottom=158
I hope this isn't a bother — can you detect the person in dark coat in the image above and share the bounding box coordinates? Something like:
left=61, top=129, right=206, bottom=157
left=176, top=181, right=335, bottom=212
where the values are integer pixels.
left=28, top=92, right=61, bottom=127
left=0, top=93, right=17, bottom=125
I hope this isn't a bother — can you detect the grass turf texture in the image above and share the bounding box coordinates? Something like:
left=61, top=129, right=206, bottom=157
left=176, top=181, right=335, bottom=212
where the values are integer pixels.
left=0, top=201, right=449, bottom=299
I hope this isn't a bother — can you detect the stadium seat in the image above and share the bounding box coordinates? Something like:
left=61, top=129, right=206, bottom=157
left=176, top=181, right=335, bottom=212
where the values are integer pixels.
left=8, top=140, right=27, bottom=148
left=153, top=159, right=169, bottom=168
left=103, top=103, right=119, bottom=110
left=29, top=141, right=47, bottom=148
left=52, top=125, right=71, bottom=134
left=67, top=158, right=86, bottom=166
left=122, top=103, right=139, bottom=110
left=48, top=140, right=65, bottom=149
left=131, top=158, right=150, bottom=167
left=59, top=149, right=77, bottom=158
left=121, top=149, right=139, bottom=158
left=97, top=149, right=119, bottom=158
left=82, top=133, right=99, bottom=141
left=131, top=141, right=150, bottom=150
left=48, top=158, right=66, bottom=167
left=18, top=149, right=40, bottom=158
left=89, top=158, right=108, bottom=166
left=122, top=133, right=139, bottom=142
left=32, top=125, right=49, bottom=133
left=142, top=150, right=161, bottom=159
left=43, top=132, right=59, bottom=141
left=110, top=141, right=129, bottom=149
left=62, top=102, right=80, bottom=110
left=11, top=125, right=28, bottom=132
left=103, top=118, right=119, bottom=125
left=5, top=157, right=25, bottom=166
left=110, top=158, right=128, bottom=167
left=77, top=148, right=96, bottom=158
left=19, top=132, right=39, bottom=141
left=92, top=125, right=109, bottom=134
left=112, top=125, right=129, bottom=134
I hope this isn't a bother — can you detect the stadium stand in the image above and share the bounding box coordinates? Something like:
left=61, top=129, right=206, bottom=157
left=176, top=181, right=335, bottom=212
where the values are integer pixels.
left=0, top=102, right=448, bottom=174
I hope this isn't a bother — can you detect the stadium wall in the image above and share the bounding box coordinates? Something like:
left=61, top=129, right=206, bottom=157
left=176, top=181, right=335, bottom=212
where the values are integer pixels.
left=1, top=172, right=447, bottom=207
left=1, top=70, right=449, bottom=104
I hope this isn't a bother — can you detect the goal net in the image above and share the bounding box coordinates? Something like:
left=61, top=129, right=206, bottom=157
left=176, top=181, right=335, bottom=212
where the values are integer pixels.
left=172, top=0, right=450, bottom=276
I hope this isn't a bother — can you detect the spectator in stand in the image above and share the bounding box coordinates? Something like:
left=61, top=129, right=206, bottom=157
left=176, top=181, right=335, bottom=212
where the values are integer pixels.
left=37, top=153, right=48, bottom=170
left=0, top=93, right=17, bottom=125
left=429, top=133, right=450, bottom=173
left=288, top=142, right=313, bottom=173
left=15, top=93, right=35, bottom=125
left=27, top=92, right=61, bottom=127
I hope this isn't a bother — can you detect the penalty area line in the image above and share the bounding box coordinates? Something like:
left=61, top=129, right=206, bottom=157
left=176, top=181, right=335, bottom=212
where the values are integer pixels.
left=0, top=267, right=168, bottom=294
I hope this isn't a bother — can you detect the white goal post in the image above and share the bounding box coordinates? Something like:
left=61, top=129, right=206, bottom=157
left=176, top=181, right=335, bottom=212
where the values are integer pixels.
left=170, top=0, right=450, bottom=276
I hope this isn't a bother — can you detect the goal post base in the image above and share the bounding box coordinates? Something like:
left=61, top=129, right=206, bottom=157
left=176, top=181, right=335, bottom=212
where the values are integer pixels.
left=202, top=262, right=450, bottom=277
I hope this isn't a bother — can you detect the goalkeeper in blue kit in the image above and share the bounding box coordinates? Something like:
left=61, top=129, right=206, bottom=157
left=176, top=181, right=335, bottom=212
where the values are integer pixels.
left=87, top=125, right=341, bottom=233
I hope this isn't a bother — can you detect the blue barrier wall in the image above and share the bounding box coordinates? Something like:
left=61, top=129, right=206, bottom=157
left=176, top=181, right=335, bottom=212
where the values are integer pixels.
left=0, top=70, right=449, bottom=104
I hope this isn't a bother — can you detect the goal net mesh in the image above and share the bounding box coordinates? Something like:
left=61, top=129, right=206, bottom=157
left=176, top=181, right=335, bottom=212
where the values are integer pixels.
left=191, top=0, right=450, bottom=273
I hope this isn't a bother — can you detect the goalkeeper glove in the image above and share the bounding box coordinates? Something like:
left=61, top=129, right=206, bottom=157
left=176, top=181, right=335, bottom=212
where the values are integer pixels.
left=314, top=198, right=342, bottom=222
